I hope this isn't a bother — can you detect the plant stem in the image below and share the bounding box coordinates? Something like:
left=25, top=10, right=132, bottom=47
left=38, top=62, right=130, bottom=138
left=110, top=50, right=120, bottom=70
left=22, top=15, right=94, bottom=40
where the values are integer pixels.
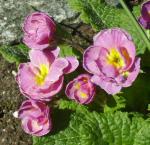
left=119, top=0, right=150, bottom=51
left=146, top=30, right=150, bottom=39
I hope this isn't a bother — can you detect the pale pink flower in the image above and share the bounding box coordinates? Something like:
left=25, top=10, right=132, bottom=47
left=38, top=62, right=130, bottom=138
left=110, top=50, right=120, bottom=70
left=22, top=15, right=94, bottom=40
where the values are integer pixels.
left=16, top=47, right=79, bottom=101
left=66, top=74, right=95, bottom=104
left=23, top=12, right=56, bottom=50
left=18, top=100, right=51, bottom=136
left=83, top=28, right=140, bottom=95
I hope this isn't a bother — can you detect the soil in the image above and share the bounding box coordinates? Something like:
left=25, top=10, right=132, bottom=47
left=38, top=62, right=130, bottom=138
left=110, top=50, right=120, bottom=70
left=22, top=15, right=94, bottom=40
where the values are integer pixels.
left=0, top=56, right=32, bottom=145
left=0, top=23, right=95, bottom=145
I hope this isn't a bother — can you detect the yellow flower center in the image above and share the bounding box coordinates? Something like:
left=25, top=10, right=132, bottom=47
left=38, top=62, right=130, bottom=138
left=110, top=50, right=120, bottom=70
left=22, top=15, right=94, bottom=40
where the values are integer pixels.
left=79, top=91, right=88, bottom=99
left=75, top=82, right=81, bottom=89
left=74, top=82, right=88, bottom=99
left=107, top=48, right=125, bottom=69
left=35, top=64, right=49, bottom=86
left=122, top=71, right=130, bottom=78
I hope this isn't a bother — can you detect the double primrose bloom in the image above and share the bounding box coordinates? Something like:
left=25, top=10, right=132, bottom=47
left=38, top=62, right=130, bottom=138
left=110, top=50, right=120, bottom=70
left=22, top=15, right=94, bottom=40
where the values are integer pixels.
left=83, top=28, right=140, bottom=95
left=16, top=47, right=79, bottom=101
left=18, top=100, right=51, bottom=136
left=23, top=12, right=56, bottom=50
left=66, top=74, right=95, bottom=104
left=15, top=12, right=79, bottom=136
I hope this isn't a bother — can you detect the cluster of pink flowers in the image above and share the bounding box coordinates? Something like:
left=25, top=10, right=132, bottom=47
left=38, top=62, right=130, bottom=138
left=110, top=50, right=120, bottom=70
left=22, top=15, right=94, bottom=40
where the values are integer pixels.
left=14, top=12, right=79, bottom=136
left=14, top=10, right=141, bottom=137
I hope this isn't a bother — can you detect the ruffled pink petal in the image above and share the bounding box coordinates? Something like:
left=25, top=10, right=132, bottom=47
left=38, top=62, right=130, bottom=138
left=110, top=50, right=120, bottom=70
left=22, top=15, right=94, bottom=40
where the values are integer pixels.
left=29, top=49, right=55, bottom=67
left=116, top=58, right=141, bottom=87
left=63, top=56, right=79, bottom=74
left=29, top=76, right=64, bottom=101
left=50, top=47, right=60, bottom=58
left=91, top=75, right=122, bottom=95
left=38, top=76, right=64, bottom=101
left=141, top=1, right=150, bottom=21
left=21, top=117, right=33, bottom=134
left=35, top=119, right=51, bottom=136
left=36, top=27, right=50, bottom=44
left=119, top=41, right=136, bottom=69
left=93, top=28, right=132, bottom=49
left=65, top=80, right=76, bottom=100
left=23, top=36, right=50, bottom=50
left=138, top=16, right=150, bottom=29
left=16, top=63, right=37, bottom=97
left=74, top=89, right=88, bottom=104
left=46, top=58, right=68, bottom=82
left=52, top=58, right=69, bottom=70
left=83, top=46, right=102, bottom=75
left=101, top=64, right=118, bottom=78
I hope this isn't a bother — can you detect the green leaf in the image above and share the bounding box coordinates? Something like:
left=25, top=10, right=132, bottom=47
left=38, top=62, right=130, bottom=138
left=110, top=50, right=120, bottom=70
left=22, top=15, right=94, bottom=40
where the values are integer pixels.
left=104, top=95, right=126, bottom=113
left=59, top=44, right=82, bottom=59
left=33, top=105, right=150, bottom=145
left=67, top=0, right=147, bottom=54
left=58, top=99, right=89, bottom=113
left=0, top=44, right=29, bottom=64
left=122, top=73, right=150, bottom=113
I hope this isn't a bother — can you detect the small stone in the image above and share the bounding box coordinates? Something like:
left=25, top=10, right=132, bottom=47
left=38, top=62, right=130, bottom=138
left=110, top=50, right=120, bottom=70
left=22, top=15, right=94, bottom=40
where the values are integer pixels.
left=2, top=91, right=5, bottom=95
left=13, top=111, right=19, bottom=118
left=7, top=119, right=11, bottom=123
left=12, top=70, right=17, bottom=77
left=2, top=138, right=5, bottom=142
left=4, top=17, right=7, bottom=20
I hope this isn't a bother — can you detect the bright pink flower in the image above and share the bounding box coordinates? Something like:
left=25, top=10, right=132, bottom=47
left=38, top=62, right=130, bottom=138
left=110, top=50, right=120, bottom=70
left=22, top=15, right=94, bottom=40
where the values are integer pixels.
left=66, top=74, right=95, bottom=104
left=23, top=12, right=56, bottom=50
left=16, top=47, right=79, bottom=101
left=83, top=28, right=140, bottom=95
left=18, top=100, right=51, bottom=136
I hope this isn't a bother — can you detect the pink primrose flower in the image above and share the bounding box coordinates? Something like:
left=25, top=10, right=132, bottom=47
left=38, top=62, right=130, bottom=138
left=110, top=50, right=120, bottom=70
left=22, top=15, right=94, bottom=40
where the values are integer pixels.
left=16, top=47, right=79, bottom=101
left=66, top=74, right=95, bottom=104
left=23, top=12, right=56, bottom=50
left=83, top=28, right=140, bottom=95
left=18, top=100, right=51, bottom=136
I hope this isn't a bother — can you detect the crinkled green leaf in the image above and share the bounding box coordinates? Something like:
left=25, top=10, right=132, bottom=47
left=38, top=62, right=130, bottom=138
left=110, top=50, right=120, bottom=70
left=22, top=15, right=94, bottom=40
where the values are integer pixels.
left=104, top=95, right=126, bottom=112
left=68, top=0, right=147, bottom=54
left=33, top=104, right=150, bottom=145
left=59, top=44, right=82, bottom=59
left=0, top=44, right=29, bottom=64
